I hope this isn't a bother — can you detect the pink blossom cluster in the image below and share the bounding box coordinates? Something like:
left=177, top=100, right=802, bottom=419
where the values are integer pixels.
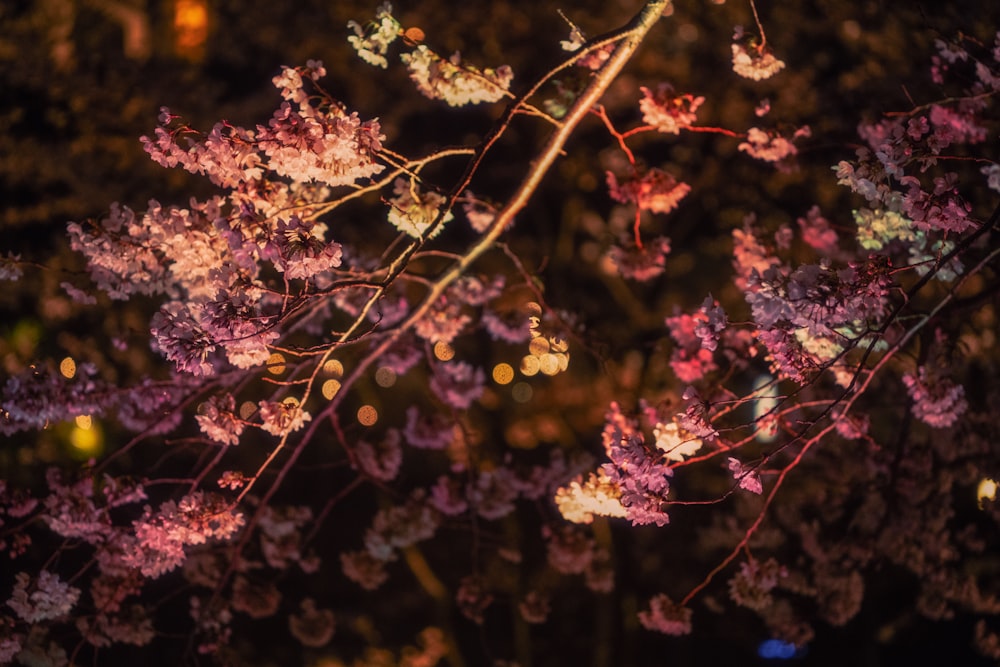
left=606, top=167, right=690, bottom=214
left=902, top=366, right=968, bottom=428
left=638, top=84, right=705, bottom=134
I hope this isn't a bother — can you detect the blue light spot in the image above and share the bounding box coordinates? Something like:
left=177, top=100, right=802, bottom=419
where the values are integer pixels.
left=758, top=638, right=799, bottom=659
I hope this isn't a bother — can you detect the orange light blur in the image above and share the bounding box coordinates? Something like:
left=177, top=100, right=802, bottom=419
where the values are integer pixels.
left=174, top=0, right=209, bottom=57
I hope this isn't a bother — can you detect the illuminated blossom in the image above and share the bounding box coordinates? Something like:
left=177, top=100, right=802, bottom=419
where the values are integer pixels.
left=560, top=23, right=614, bottom=70
left=195, top=393, right=244, bottom=446
left=597, top=403, right=673, bottom=526
left=255, top=96, right=385, bottom=188
left=639, top=594, right=693, bottom=635
left=7, top=571, right=81, bottom=623
left=347, top=2, right=400, bottom=68
left=462, top=194, right=498, bottom=232
left=607, top=236, right=672, bottom=282
left=797, top=205, right=839, bottom=255
left=554, top=470, right=627, bottom=524
left=727, top=457, right=763, bottom=494
left=387, top=177, right=454, bottom=239
left=739, top=126, right=810, bottom=162
left=122, top=492, right=244, bottom=578
left=902, top=367, right=968, bottom=428
left=666, top=311, right=719, bottom=383
left=401, top=46, right=513, bottom=107
left=732, top=42, right=785, bottom=81
left=262, top=215, right=343, bottom=280
left=258, top=400, right=312, bottom=437
left=653, top=420, right=703, bottom=462
left=606, top=168, right=690, bottom=214
left=639, top=84, right=704, bottom=134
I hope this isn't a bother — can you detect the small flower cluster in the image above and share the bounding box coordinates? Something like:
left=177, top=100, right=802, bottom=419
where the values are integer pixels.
left=639, top=84, right=705, bottom=134
left=401, top=46, right=513, bottom=107
left=638, top=594, right=693, bottom=635
left=728, top=558, right=786, bottom=611
left=665, top=309, right=719, bottom=384
left=732, top=40, right=785, bottom=81
left=7, top=571, right=81, bottom=624
left=122, top=492, right=245, bottom=578
left=606, top=168, right=690, bottom=213
left=565, top=403, right=675, bottom=527
left=739, top=126, right=810, bottom=163
left=606, top=235, right=672, bottom=282
left=387, top=177, right=454, bottom=239
left=902, top=366, right=968, bottom=428
left=347, top=2, right=400, bottom=68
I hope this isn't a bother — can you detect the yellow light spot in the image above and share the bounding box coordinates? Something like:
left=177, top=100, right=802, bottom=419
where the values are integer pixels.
left=492, top=363, right=514, bottom=385
left=282, top=396, right=300, bottom=408
left=528, top=337, right=550, bottom=356
left=978, top=478, right=997, bottom=509
left=322, top=379, right=342, bottom=400
left=59, top=357, right=76, bottom=379
left=374, top=366, right=397, bottom=388
left=266, top=352, right=286, bottom=375
left=557, top=352, right=570, bottom=372
left=538, top=353, right=561, bottom=376
left=549, top=337, right=569, bottom=353
left=357, top=405, right=378, bottom=426
left=433, top=341, right=455, bottom=361
left=526, top=301, right=542, bottom=317
left=239, top=401, right=257, bottom=420
left=323, top=359, right=344, bottom=377
left=520, top=355, right=540, bottom=377
left=69, top=421, right=102, bottom=457
left=74, top=415, right=92, bottom=430
left=511, top=382, right=533, bottom=403
left=174, top=0, right=209, bottom=53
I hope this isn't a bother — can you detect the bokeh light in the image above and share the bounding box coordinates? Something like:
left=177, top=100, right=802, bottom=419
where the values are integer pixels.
left=266, top=352, right=286, bottom=375
left=492, top=363, right=514, bottom=385
left=59, top=357, right=76, bottom=379
left=322, top=379, right=342, bottom=400
left=357, top=405, right=378, bottom=426
left=375, top=366, right=397, bottom=387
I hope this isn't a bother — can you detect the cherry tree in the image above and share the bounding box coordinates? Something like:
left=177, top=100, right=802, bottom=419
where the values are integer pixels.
left=1, top=1, right=999, bottom=665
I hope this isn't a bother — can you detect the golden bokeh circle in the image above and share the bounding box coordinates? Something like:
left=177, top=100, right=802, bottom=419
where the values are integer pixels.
left=322, top=379, right=342, bottom=400
left=266, top=352, right=286, bottom=375
left=59, top=357, right=77, bottom=379
left=492, top=363, right=515, bottom=385
left=322, top=359, right=344, bottom=377
left=357, top=404, right=378, bottom=426
left=433, top=341, right=455, bottom=361
left=520, top=355, right=540, bottom=376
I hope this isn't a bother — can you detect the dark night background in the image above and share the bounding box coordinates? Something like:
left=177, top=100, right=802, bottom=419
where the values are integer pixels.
left=1, top=1, right=998, bottom=665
